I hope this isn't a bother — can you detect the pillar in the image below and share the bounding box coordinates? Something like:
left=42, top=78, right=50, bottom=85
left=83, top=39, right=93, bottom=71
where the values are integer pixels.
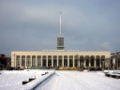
left=51, top=56, right=53, bottom=67
left=73, top=56, right=75, bottom=67
left=25, top=56, right=27, bottom=68
left=46, top=56, right=48, bottom=67
left=57, top=56, right=59, bottom=67
left=29, top=56, right=31, bottom=68
left=78, top=56, right=80, bottom=67
left=99, top=57, right=102, bottom=68
left=14, top=54, right=16, bottom=67
left=94, top=57, right=96, bottom=68
left=89, top=57, right=91, bottom=67
left=20, top=56, right=22, bottom=68
left=79, top=58, right=81, bottom=67
left=67, top=56, right=69, bottom=67
left=35, top=56, right=38, bottom=67
left=62, top=56, right=64, bottom=67
left=41, top=56, right=43, bottom=67
left=84, top=58, right=86, bottom=68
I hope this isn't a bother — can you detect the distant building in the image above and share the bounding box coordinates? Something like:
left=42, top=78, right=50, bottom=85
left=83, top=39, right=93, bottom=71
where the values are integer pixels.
left=0, top=54, right=10, bottom=69
left=111, top=52, right=120, bottom=69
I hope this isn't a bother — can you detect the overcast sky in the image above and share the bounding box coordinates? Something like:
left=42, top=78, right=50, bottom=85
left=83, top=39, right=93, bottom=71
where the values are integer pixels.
left=0, top=0, right=120, bottom=56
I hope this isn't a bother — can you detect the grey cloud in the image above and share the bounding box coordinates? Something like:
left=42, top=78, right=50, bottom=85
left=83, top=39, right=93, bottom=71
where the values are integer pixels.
left=0, top=0, right=120, bottom=56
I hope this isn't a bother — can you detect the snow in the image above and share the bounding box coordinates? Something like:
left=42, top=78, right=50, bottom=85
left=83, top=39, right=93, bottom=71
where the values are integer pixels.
left=104, top=70, right=120, bottom=77
left=35, top=71, right=120, bottom=90
left=104, top=70, right=120, bottom=74
left=0, top=70, right=55, bottom=90
left=0, top=70, right=120, bottom=90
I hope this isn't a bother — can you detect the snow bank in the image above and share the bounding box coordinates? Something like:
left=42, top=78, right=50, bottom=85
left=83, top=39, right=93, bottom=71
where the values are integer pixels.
left=22, top=70, right=55, bottom=90
left=104, top=70, right=120, bottom=79
left=104, top=70, right=120, bottom=73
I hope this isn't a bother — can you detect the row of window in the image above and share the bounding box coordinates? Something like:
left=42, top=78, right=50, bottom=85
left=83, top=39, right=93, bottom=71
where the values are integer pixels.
left=16, top=55, right=105, bottom=68
left=16, top=55, right=106, bottom=59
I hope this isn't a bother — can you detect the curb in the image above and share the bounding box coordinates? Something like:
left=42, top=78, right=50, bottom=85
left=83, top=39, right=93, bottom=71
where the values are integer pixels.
left=31, top=72, right=55, bottom=90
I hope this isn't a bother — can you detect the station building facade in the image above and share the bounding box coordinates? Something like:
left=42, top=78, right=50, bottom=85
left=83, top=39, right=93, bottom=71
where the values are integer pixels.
left=11, top=14, right=111, bottom=70
left=11, top=51, right=110, bottom=70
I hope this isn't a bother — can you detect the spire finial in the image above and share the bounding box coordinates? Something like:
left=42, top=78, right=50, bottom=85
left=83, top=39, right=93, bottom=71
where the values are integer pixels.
left=59, top=11, right=62, bottom=35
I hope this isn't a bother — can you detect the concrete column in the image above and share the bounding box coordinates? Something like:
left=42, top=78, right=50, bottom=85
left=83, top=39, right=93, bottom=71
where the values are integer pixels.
left=79, top=57, right=81, bottom=67
left=104, top=58, right=106, bottom=68
left=25, top=56, right=27, bottom=68
left=78, top=60, right=80, bottom=67
left=35, top=56, right=38, bottom=67
left=14, top=54, right=16, bottom=68
left=57, top=56, right=59, bottom=67
left=51, top=56, right=53, bottom=67
left=11, top=54, right=14, bottom=67
left=78, top=56, right=80, bottom=67
left=62, top=56, right=64, bottom=67
left=100, top=57, right=102, bottom=68
left=73, top=56, right=75, bottom=67
left=46, top=56, right=48, bottom=67
left=30, top=56, right=32, bottom=67
left=41, top=56, right=43, bottom=67
left=84, top=59, right=86, bottom=68
left=94, top=57, right=96, bottom=68
left=19, top=56, right=22, bottom=68
left=89, top=57, right=91, bottom=67
left=67, top=56, right=70, bottom=67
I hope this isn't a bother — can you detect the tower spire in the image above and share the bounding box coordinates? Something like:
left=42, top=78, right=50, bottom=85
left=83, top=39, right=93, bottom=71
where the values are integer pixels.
left=59, top=12, right=62, bottom=35
left=57, top=11, right=64, bottom=50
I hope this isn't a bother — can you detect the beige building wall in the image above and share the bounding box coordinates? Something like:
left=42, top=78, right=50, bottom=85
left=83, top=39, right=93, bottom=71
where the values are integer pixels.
left=11, top=50, right=111, bottom=69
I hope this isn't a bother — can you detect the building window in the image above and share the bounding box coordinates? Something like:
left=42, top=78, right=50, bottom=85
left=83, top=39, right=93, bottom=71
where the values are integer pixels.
left=37, top=56, right=41, bottom=67
left=48, top=56, right=52, bottom=67
left=85, top=56, right=89, bottom=67
left=27, top=56, right=31, bottom=68
left=43, top=56, right=46, bottom=67
left=101, top=55, right=105, bottom=68
left=64, top=56, right=67, bottom=67
left=53, top=56, right=57, bottom=67
left=91, top=56, right=94, bottom=67
left=80, top=56, right=84, bottom=68
left=69, top=56, right=73, bottom=67
left=21, top=56, right=25, bottom=67
left=16, top=56, right=20, bottom=67
left=96, top=56, right=100, bottom=67
left=59, top=56, right=62, bottom=67
left=32, top=56, right=36, bottom=67
left=75, top=56, right=78, bottom=67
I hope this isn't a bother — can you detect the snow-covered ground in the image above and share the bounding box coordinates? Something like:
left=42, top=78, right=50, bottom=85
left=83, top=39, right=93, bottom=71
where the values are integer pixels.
left=0, top=70, right=55, bottom=90
left=0, top=70, right=120, bottom=90
left=35, top=71, right=120, bottom=90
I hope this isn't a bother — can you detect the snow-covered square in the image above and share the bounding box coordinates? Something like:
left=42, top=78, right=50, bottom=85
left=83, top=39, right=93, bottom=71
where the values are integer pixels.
left=0, top=70, right=120, bottom=90
left=36, top=71, right=120, bottom=90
